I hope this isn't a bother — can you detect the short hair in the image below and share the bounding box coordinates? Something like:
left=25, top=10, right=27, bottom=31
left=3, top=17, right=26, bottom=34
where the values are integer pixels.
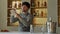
left=22, top=2, right=30, bottom=8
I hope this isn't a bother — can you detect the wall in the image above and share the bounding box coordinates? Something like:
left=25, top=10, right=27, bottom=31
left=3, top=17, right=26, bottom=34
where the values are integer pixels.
left=48, top=0, right=58, bottom=22
left=0, top=0, right=7, bottom=30
left=0, top=0, right=60, bottom=34
left=0, top=0, right=18, bottom=31
left=48, top=0, right=60, bottom=34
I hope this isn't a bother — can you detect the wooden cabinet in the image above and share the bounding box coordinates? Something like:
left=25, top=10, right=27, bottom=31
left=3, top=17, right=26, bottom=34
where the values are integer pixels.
left=31, top=0, right=48, bottom=25
left=7, top=0, right=22, bottom=26
left=7, top=0, right=48, bottom=26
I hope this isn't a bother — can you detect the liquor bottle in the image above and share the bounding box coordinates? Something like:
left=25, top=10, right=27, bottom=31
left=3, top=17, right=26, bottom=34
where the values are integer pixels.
left=12, top=1, right=16, bottom=8
left=18, top=3, right=21, bottom=8
left=38, top=1, right=40, bottom=7
left=44, top=1, right=47, bottom=7
left=31, top=0, right=35, bottom=7
left=36, top=10, right=39, bottom=17
left=46, top=17, right=53, bottom=33
left=14, top=3, right=17, bottom=8
left=33, top=11, right=36, bottom=16
left=41, top=11, right=43, bottom=17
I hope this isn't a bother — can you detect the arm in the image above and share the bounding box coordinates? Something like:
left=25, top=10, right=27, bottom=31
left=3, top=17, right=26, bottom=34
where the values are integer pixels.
left=10, top=9, right=19, bottom=23
left=16, top=13, right=33, bottom=27
left=19, top=15, right=33, bottom=27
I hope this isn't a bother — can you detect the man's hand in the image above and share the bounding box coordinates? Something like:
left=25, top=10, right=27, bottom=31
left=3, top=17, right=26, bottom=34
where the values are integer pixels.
left=10, top=8, right=21, bottom=19
left=15, top=12, right=21, bottom=19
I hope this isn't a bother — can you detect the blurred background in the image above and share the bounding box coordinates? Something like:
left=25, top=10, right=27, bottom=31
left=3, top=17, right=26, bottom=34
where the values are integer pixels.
left=0, top=0, right=59, bottom=34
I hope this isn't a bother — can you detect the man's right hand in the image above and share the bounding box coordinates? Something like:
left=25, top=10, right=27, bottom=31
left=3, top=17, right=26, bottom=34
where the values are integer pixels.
left=15, top=12, right=22, bottom=19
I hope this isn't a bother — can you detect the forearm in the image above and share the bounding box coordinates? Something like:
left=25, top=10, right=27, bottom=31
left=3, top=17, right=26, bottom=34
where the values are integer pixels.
left=16, top=13, right=32, bottom=27
left=19, top=17, right=29, bottom=27
left=18, top=16, right=33, bottom=27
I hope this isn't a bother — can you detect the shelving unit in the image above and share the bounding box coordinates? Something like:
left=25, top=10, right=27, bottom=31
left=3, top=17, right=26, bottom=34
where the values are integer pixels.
left=7, top=0, right=48, bottom=26
left=31, top=0, right=48, bottom=25
left=7, top=0, right=22, bottom=26
left=31, top=6, right=47, bottom=8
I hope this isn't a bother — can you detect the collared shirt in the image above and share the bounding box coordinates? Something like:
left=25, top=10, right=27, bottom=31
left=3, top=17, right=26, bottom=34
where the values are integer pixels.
left=10, top=12, right=33, bottom=32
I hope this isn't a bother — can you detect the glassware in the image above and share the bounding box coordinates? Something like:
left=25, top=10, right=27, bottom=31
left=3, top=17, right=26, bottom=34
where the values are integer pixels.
left=41, top=24, right=46, bottom=33
left=46, top=17, right=56, bottom=33
left=30, top=24, right=34, bottom=33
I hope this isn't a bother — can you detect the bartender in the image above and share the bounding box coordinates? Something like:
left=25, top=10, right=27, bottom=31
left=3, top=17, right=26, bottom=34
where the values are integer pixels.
left=10, top=2, right=33, bottom=32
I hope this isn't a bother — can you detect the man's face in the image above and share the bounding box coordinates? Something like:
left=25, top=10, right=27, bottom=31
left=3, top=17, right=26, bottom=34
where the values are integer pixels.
left=22, top=5, right=29, bottom=12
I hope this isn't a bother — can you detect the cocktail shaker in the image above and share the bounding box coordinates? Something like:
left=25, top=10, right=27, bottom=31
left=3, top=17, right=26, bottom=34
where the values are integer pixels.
left=46, top=17, right=56, bottom=33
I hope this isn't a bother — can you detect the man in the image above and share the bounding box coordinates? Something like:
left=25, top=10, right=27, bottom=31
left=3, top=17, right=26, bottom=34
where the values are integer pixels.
left=10, top=2, right=33, bottom=32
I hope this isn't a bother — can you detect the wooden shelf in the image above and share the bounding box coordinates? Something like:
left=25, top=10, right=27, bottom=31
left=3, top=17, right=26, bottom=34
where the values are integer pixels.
left=8, top=8, right=21, bottom=9
left=33, top=16, right=47, bottom=18
left=33, top=23, right=46, bottom=25
left=31, top=7, right=47, bottom=9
